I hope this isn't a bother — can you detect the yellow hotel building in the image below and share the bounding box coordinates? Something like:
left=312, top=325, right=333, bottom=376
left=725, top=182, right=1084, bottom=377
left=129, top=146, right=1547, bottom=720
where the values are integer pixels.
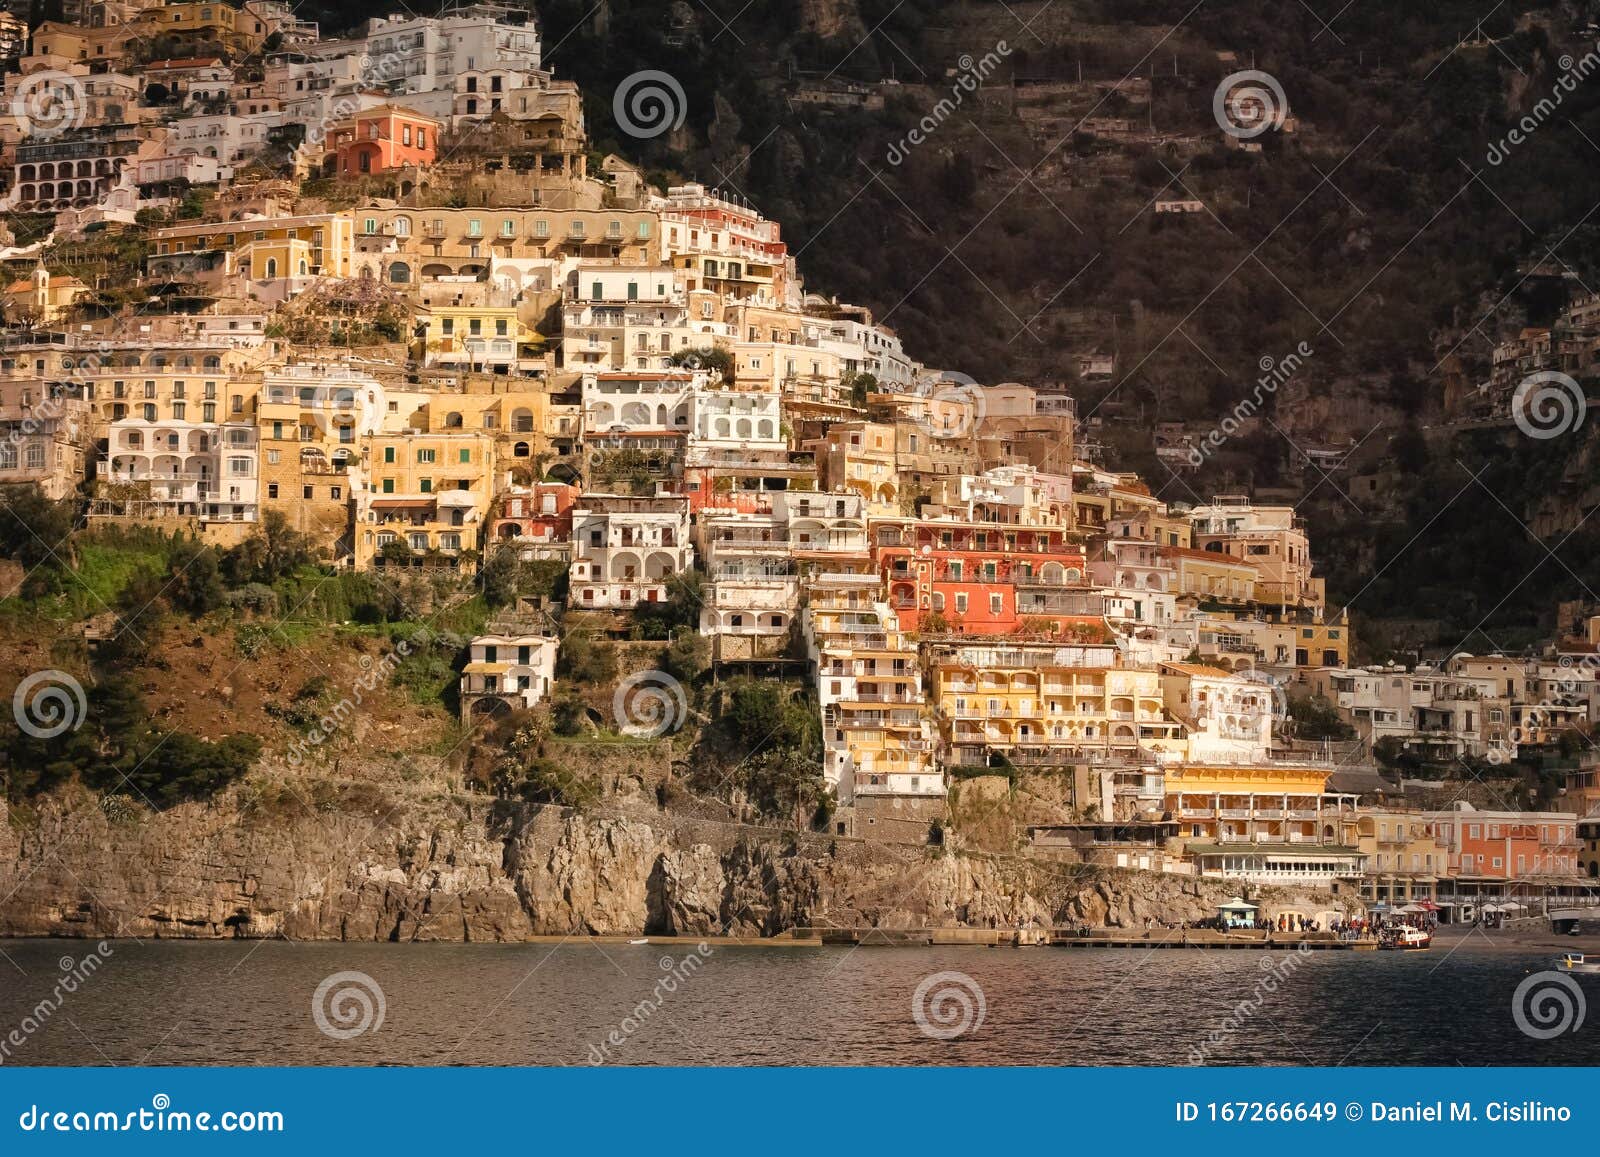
left=929, top=643, right=1183, bottom=768
left=1165, top=762, right=1365, bottom=886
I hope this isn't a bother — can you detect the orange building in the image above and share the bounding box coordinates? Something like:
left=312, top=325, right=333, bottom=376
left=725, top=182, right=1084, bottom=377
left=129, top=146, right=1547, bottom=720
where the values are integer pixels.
left=874, top=516, right=1091, bottom=636
left=1425, top=804, right=1579, bottom=880
left=325, top=105, right=439, bottom=177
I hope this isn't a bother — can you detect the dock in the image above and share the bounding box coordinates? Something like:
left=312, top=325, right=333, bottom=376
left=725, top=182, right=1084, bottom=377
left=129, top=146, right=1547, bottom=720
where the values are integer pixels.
left=797, top=927, right=1376, bottom=950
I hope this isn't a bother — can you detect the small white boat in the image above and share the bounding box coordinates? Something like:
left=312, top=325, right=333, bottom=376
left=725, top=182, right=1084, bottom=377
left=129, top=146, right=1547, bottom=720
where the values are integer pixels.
left=1560, top=952, right=1600, bottom=974
left=628, top=938, right=649, bottom=945
left=1378, top=927, right=1432, bottom=951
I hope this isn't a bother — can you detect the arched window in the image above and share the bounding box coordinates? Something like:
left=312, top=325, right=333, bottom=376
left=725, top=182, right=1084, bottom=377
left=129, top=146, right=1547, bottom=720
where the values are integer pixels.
left=513, top=441, right=530, bottom=457
left=388, top=261, right=411, bottom=284
left=265, top=258, right=278, bottom=279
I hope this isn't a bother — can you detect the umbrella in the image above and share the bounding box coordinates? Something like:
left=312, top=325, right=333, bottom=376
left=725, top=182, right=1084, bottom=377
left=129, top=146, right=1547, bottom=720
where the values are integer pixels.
left=1479, top=903, right=1501, bottom=913
left=1500, top=901, right=1525, bottom=911
left=1398, top=903, right=1425, bottom=914
left=1217, top=896, right=1258, bottom=911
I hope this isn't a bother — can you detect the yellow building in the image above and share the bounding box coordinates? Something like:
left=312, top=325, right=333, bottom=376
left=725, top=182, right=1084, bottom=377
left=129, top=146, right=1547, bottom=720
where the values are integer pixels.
left=930, top=643, right=1181, bottom=769
left=414, top=302, right=544, bottom=374
left=256, top=366, right=385, bottom=553
left=1163, top=546, right=1258, bottom=605
left=148, top=213, right=356, bottom=289
left=347, top=205, right=659, bottom=286
left=808, top=420, right=898, bottom=512
left=356, top=431, right=495, bottom=572
left=1354, top=810, right=1447, bottom=904
left=1166, top=762, right=1360, bottom=851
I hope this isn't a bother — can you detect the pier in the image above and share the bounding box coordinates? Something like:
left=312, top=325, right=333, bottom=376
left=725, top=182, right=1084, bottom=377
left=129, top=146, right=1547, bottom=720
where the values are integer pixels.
left=796, top=927, right=1373, bottom=949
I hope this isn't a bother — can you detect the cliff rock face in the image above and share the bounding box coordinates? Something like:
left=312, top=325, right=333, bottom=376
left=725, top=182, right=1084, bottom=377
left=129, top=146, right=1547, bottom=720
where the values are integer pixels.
left=0, top=794, right=1341, bottom=940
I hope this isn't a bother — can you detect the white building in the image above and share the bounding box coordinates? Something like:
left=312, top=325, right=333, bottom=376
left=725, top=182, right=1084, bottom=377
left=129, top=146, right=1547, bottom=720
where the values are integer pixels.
left=562, top=265, right=690, bottom=371
left=460, top=630, right=558, bottom=721
left=1160, top=663, right=1275, bottom=764
left=568, top=493, right=693, bottom=608
left=360, top=5, right=543, bottom=120
left=98, top=418, right=259, bottom=522
left=696, top=509, right=796, bottom=657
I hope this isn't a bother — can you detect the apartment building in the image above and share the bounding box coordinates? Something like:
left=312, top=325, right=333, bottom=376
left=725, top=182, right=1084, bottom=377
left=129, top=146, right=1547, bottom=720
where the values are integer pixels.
left=567, top=493, right=693, bottom=608
left=1355, top=810, right=1449, bottom=904
left=561, top=265, right=689, bottom=370
left=804, top=572, right=940, bottom=803
left=97, top=417, right=260, bottom=526
left=658, top=183, right=790, bottom=306
left=874, top=514, right=1089, bottom=636
left=1187, top=495, right=1323, bottom=611
left=356, top=431, right=495, bottom=571
left=1426, top=802, right=1579, bottom=880
left=930, top=642, right=1181, bottom=768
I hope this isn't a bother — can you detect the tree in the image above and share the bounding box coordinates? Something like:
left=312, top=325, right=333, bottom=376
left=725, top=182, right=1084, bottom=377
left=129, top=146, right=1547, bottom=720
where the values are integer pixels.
left=0, top=485, right=77, bottom=584
left=480, top=547, right=519, bottom=608
left=663, top=631, right=709, bottom=684
left=668, top=346, right=735, bottom=384
left=558, top=621, right=618, bottom=684
left=164, top=538, right=225, bottom=616
left=224, top=510, right=316, bottom=584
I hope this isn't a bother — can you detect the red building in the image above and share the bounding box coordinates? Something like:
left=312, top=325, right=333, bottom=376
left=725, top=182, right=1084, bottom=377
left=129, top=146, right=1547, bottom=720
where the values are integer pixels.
left=490, top=483, right=579, bottom=556
left=873, top=517, right=1090, bottom=636
left=324, top=105, right=439, bottom=177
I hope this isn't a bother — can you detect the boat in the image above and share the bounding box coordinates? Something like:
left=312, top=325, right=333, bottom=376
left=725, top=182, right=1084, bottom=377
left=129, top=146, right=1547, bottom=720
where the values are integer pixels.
left=1559, top=952, right=1600, bottom=974
left=1378, top=927, right=1432, bottom=951
left=628, top=938, right=649, bottom=945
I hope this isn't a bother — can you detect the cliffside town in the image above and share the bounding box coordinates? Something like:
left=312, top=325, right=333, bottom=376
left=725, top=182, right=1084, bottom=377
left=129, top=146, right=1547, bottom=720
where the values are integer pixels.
left=1, top=0, right=1599, bottom=939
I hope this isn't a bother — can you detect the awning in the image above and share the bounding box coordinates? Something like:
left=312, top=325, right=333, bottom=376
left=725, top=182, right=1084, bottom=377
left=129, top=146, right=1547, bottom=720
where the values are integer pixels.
left=371, top=498, right=435, bottom=511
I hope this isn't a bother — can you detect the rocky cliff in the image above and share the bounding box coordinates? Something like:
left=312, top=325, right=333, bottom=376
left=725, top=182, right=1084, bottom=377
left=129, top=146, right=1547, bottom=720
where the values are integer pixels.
left=0, top=782, right=1345, bottom=941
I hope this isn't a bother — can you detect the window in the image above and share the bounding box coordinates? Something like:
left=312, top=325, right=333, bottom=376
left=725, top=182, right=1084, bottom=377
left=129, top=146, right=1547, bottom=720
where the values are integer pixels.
left=990, top=594, right=1003, bottom=614
left=417, top=129, right=425, bottom=149
left=384, top=446, right=395, bottom=463
left=955, top=593, right=968, bottom=614
left=303, top=485, right=313, bottom=499
left=381, top=479, right=394, bottom=493
left=459, top=448, right=471, bottom=463
left=501, top=219, right=514, bottom=237
left=419, top=479, right=432, bottom=493
left=267, top=483, right=278, bottom=499
left=416, top=448, right=436, bottom=463
left=467, top=219, right=482, bottom=238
